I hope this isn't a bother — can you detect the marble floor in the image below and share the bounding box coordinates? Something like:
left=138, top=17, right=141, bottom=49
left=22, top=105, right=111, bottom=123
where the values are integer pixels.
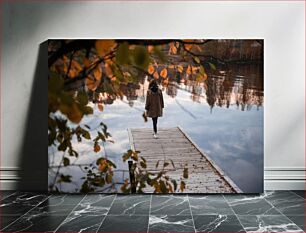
left=0, top=190, right=304, bottom=232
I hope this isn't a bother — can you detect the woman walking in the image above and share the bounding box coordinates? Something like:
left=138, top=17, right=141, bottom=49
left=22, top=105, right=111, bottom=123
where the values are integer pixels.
left=145, top=79, right=164, bottom=139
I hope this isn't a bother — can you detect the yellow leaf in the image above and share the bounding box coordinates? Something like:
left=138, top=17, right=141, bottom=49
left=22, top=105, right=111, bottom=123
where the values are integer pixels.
left=177, top=65, right=183, bottom=73
left=153, top=71, right=159, bottom=79
left=148, top=64, right=155, bottom=75
left=160, top=68, right=167, bottom=78
left=95, top=40, right=116, bottom=57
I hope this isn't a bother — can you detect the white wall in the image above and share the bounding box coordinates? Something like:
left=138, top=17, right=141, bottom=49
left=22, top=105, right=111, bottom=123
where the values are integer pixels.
left=0, top=1, right=304, bottom=190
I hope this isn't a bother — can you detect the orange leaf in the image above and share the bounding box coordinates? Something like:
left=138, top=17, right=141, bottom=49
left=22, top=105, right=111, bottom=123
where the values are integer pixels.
left=160, top=68, right=168, bottom=78
left=94, top=66, right=102, bottom=81
left=95, top=40, right=116, bottom=57
left=183, top=39, right=194, bottom=51
left=147, top=45, right=154, bottom=53
left=86, top=76, right=100, bottom=91
left=186, top=65, right=191, bottom=75
left=98, top=103, right=104, bottom=112
left=105, top=58, right=113, bottom=65
left=153, top=71, right=159, bottom=79
left=192, top=66, right=198, bottom=74
left=148, top=64, right=155, bottom=75
left=94, top=144, right=101, bottom=153
left=169, top=42, right=177, bottom=55
left=83, top=58, right=90, bottom=68
left=168, top=65, right=175, bottom=69
left=105, top=63, right=113, bottom=78
left=72, top=60, right=82, bottom=71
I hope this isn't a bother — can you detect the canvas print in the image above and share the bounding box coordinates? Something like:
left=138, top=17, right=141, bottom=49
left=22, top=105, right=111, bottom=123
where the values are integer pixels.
left=48, top=39, right=263, bottom=193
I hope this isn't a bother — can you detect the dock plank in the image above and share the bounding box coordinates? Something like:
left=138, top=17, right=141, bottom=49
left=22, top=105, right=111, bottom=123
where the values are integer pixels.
left=128, top=127, right=242, bottom=193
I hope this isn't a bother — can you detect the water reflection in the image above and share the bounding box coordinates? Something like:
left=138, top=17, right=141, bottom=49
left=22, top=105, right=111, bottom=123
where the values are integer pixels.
left=49, top=63, right=263, bottom=193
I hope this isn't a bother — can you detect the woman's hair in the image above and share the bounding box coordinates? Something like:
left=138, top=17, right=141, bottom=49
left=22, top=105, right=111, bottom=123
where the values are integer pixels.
left=149, top=79, right=158, bottom=89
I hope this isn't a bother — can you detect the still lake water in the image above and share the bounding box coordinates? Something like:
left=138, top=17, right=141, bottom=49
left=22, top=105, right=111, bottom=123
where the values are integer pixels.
left=49, top=64, right=263, bottom=193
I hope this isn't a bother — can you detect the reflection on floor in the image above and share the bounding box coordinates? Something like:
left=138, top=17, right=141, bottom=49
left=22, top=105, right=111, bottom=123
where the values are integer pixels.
left=0, top=190, right=304, bottom=232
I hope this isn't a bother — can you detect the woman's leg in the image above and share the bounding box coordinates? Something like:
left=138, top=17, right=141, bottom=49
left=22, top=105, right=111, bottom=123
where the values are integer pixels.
left=152, top=117, right=158, bottom=134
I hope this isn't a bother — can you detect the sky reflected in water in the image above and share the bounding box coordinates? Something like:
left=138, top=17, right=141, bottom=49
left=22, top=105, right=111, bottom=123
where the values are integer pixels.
left=49, top=64, right=263, bottom=193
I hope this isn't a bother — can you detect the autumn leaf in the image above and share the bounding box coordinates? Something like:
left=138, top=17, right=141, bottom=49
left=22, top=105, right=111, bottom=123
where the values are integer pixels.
left=63, top=157, right=70, bottom=166
left=180, top=181, right=186, bottom=192
left=168, top=64, right=175, bottom=69
left=86, top=76, right=100, bottom=91
left=191, top=66, right=198, bottom=74
left=209, top=62, right=216, bottom=70
left=153, top=71, right=159, bottom=79
left=105, top=63, right=113, bottom=78
left=193, top=56, right=201, bottom=64
left=148, top=64, right=155, bottom=75
left=184, top=44, right=192, bottom=51
left=83, top=58, right=90, bottom=68
left=183, top=167, right=189, bottom=179
left=199, top=65, right=205, bottom=75
left=169, top=42, right=177, bottom=55
left=186, top=65, right=191, bottom=75
left=106, top=173, right=113, bottom=184
left=183, top=39, right=194, bottom=51
left=160, top=68, right=168, bottom=78
left=66, top=103, right=83, bottom=124
left=98, top=103, right=104, bottom=112
left=93, top=66, right=102, bottom=81
left=67, top=60, right=83, bottom=78
left=147, top=45, right=154, bottom=53
left=95, top=40, right=116, bottom=57
left=94, top=144, right=101, bottom=153
left=177, top=65, right=184, bottom=73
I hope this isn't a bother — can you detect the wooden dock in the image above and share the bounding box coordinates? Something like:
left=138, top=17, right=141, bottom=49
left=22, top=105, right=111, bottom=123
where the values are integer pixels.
left=128, top=127, right=242, bottom=193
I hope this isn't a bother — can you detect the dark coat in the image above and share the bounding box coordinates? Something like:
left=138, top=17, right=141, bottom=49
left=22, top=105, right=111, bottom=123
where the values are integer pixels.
left=145, top=88, right=164, bottom=118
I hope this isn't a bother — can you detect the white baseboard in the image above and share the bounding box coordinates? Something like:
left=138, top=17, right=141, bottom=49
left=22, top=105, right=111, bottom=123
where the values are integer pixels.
left=0, top=167, right=305, bottom=191
left=264, top=167, right=305, bottom=190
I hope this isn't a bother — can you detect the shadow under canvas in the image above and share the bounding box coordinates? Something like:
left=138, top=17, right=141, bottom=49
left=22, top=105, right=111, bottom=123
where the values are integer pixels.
left=17, top=41, right=48, bottom=192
